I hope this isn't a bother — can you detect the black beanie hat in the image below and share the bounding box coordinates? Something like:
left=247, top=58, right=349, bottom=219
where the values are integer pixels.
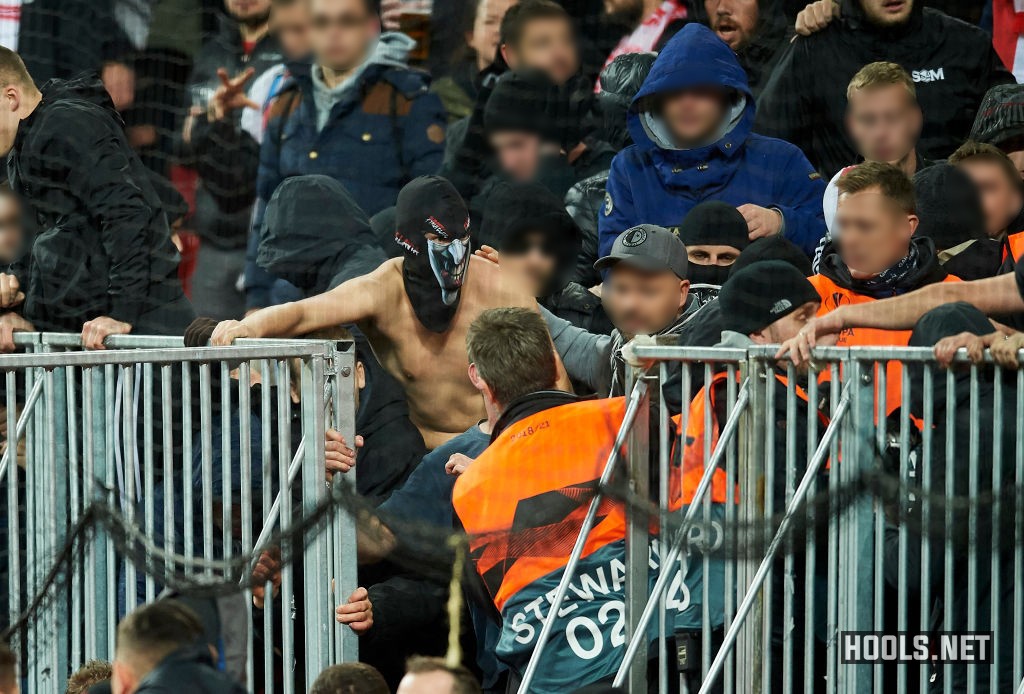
left=719, top=260, right=820, bottom=335
left=677, top=201, right=750, bottom=251
left=484, top=69, right=560, bottom=143
left=913, top=163, right=987, bottom=251
left=908, top=301, right=993, bottom=348
left=730, top=235, right=813, bottom=278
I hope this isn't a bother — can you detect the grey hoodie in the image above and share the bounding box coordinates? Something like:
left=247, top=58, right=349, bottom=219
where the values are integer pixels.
left=310, top=31, right=415, bottom=131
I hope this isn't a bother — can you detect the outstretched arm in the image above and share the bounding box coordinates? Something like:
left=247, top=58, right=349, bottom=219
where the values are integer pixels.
left=777, top=274, right=1024, bottom=364
left=211, top=267, right=388, bottom=344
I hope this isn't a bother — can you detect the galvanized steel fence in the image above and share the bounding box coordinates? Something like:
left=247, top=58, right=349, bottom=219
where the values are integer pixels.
left=522, top=344, right=1024, bottom=694
left=0, top=333, right=359, bottom=694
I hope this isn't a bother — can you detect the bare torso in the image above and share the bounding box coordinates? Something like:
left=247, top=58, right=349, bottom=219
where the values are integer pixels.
left=360, top=256, right=535, bottom=449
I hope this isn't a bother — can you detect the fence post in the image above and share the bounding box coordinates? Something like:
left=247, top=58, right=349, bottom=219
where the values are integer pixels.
left=735, top=355, right=767, bottom=693
left=623, top=363, right=650, bottom=694
left=835, top=358, right=876, bottom=693
left=330, top=342, right=359, bottom=664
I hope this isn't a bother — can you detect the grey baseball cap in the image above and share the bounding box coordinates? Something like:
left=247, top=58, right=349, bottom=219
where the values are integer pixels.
left=594, top=224, right=689, bottom=279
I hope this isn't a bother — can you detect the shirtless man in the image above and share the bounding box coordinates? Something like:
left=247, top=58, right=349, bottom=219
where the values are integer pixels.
left=211, top=176, right=552, bottom=449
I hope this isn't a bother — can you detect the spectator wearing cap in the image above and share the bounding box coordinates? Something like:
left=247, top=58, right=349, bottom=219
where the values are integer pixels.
left=543, top=224, right=695, bottom=397
left=912, top=164, right=1002, bottom=282
left=451, top=68, right=613, bottom=222
left=480, top=182, right=612, bottom=333
left=566, top=52, right=657, bottom=288
left=599, top=24, right=827, bottom=261
left=676, top=200, right=751, bottom=306
left=676, top=260, right=825, bottom=691
left=969, top=83, right=1024, bottom=179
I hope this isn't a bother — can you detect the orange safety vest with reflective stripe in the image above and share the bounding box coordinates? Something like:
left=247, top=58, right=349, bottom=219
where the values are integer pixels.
left=452, top=397, right=628, bottom=614
left=808, top=272, right=961, bottom=414
left=1003, top=231, right=1024, bottom=265
left=670, top=372, right=827, bottom=510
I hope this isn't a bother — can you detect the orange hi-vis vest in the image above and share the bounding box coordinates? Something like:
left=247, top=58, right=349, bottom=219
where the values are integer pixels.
left=808, top=272, right=961, bottom=415
left=671, top=372, right=827, bottom=510
left=452, top=397, right=628, bottom=613
left=1003, top=231, right=1024, bottom=265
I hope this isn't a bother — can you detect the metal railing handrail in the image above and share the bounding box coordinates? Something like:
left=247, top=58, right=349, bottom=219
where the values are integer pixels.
left=0, top=342, right=333, bottom=369
left=631, top=342, right=1024, bottom=365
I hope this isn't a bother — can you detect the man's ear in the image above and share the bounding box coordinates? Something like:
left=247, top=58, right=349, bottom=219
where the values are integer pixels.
left=748, top=329, right=769, bottom=345
left=468, top=363, right=486, bottom=392
left=906, top=213, right=919, bottom=237
left=355, top=361, right=366, bottom=390
left=678, top=279, right=691, bottom=310
left=4, top=87, right=18, bottom=113
left=499, top=43, right=512, bottom=67
left=112, top=660, right=137, bottom=694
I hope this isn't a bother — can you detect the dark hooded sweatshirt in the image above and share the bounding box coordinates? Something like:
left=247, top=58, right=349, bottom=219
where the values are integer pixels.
left=692, top=0, right=788, bottom=97
left=7, top=75, right=193, bottom=334
left=757, top=0, right=1013, bottom=178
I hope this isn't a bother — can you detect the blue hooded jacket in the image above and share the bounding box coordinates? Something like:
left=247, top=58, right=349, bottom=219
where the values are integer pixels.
left=598, top=24, right=826, bottom=257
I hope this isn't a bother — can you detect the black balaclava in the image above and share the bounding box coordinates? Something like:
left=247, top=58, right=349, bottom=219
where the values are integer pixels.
left=394, top=176, right=472, bottom=332
left=677, top=200, right=751, bottom=287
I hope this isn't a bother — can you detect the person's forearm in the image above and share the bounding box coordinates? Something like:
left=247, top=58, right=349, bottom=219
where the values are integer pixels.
left=239, top=302, right=306, bottom=338
left=835, top=282, right=969, bottom=331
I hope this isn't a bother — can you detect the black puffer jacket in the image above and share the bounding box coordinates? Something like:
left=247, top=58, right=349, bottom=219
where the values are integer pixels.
left=183, top=13, right=283, bottom=249
left=135, top=646, right=247, bottom=693
left=692, top=0, right=788, bottom=97
left=757, top=0, right=1013, bottom=177
left=564, top=171, right=606, bottom=287
left=8, top=75, right=192, bottom=334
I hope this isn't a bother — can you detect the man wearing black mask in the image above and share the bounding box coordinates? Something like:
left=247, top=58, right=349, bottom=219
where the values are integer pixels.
left=208, top=176, right=561, bottom=449
left=676, top=200, right=751, bottom=307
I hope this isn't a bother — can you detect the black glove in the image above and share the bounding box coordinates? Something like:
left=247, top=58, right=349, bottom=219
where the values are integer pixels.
left=184, top=316, right=218, bottom=347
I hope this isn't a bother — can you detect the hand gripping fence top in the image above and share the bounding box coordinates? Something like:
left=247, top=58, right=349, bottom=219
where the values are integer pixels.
left=514, top=343, right=1024, bottom=694
left=0, top=332, right=359, bottom=694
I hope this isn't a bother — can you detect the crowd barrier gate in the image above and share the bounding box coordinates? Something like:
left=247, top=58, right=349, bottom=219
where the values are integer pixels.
left=522, top=343, right=1024, bottom=694
left=0, top=333, right=359, bottom=694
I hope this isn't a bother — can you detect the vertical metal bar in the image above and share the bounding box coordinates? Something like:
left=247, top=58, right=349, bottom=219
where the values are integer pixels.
left=657, top=362, right=669, bottom=694
left=260, top=358, right=274, bottom=694
left=5, top=371, right=19, bottom=644
left=625, top=366, right=650, bottom=694
left=220, top=361, right=232, bottom=565
left=943, top=368, right=955, bottom=694
left=967, top=364, right=980, bottom=694
left=237, top=360, right=255, bottom=691
left=199, top=363, right=214, bottom=577
left=873, top=366, right=887, bottom=693
left=122, top=364, right=138, bottom=613
left=781, top=363, right=798, bottom=694
left=182, top=362, right=194, bottom=569
left=143, top=362, right=156, bottom=602
left=990, top=363, right=1003, bottom=694
left=161, top=365, right=174, bottom=590
left=920, top=364, right=934, bottom=694
left=277, top=359, right=295, bottom=694
left=803, top=368, right=820, bottom=694
left=897, top=364, right=911, bottom=693
left=721, top=361, right=735, bottom=694
left=67, top=364, right=82, bottom=667
left=301, top=354, right=330, bottom=683
left=701, top=362, right=713, bottom=681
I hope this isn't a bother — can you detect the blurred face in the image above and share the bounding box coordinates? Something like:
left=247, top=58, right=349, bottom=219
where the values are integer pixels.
left=846, top=84, right=921, bottom=165
left=310, top=0, right=378, bottom=72
left=397, top=671, right=457, bottom=694
left=751, top=301, right=821, bottom=345
left=603, top=264, right=689, bottom=339
left=225, top=0, right=272, bottom=26
left=500, top=231, right=558, bottom=296
left=705, top=0, right=759, bottom=50
left=660, top=88, right=728, bottom=146
left=958, top=159, right=1024, bottom=239
left=859, top=0, right=913, bottom=27
left=468, top=0, right=517, bottom=71
left=0, top=194, right=23, bottom=264
left=502, top=17, right=579, bottom=85
left=834, top=187, right=916, bottom=277
left=490, top=131, right=542, bottom=182
left=687, top=244, right=741, bottom=267
left=272, top=0, right=312, bottom=60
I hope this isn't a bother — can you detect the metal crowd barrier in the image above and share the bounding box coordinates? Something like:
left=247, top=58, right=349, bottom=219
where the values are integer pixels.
left=524, top=344, right=1024, bottom=694
left=0, top=333, right=359, bottom=693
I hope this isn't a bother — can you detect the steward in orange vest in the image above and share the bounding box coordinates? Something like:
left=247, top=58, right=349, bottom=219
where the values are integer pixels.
left=811, top=237, right=960, bottom=414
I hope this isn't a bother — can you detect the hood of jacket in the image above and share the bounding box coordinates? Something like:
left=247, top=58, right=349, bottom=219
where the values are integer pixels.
left=628, top=23, right=754, bottom=163
left=492, top=390, right=581, bottom=442
left=480, top=181, right=582, bottom=295
left=818, top=235, right=949, bottom=299
left=257, top=174, right=386, bottom=293
left=37, top=73, right=121, bottom=123
left=970, top=83, right=1024, bottom=149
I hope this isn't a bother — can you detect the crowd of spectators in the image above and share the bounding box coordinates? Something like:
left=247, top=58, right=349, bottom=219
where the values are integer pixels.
left=0, top=0, right=1023, bottom=691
